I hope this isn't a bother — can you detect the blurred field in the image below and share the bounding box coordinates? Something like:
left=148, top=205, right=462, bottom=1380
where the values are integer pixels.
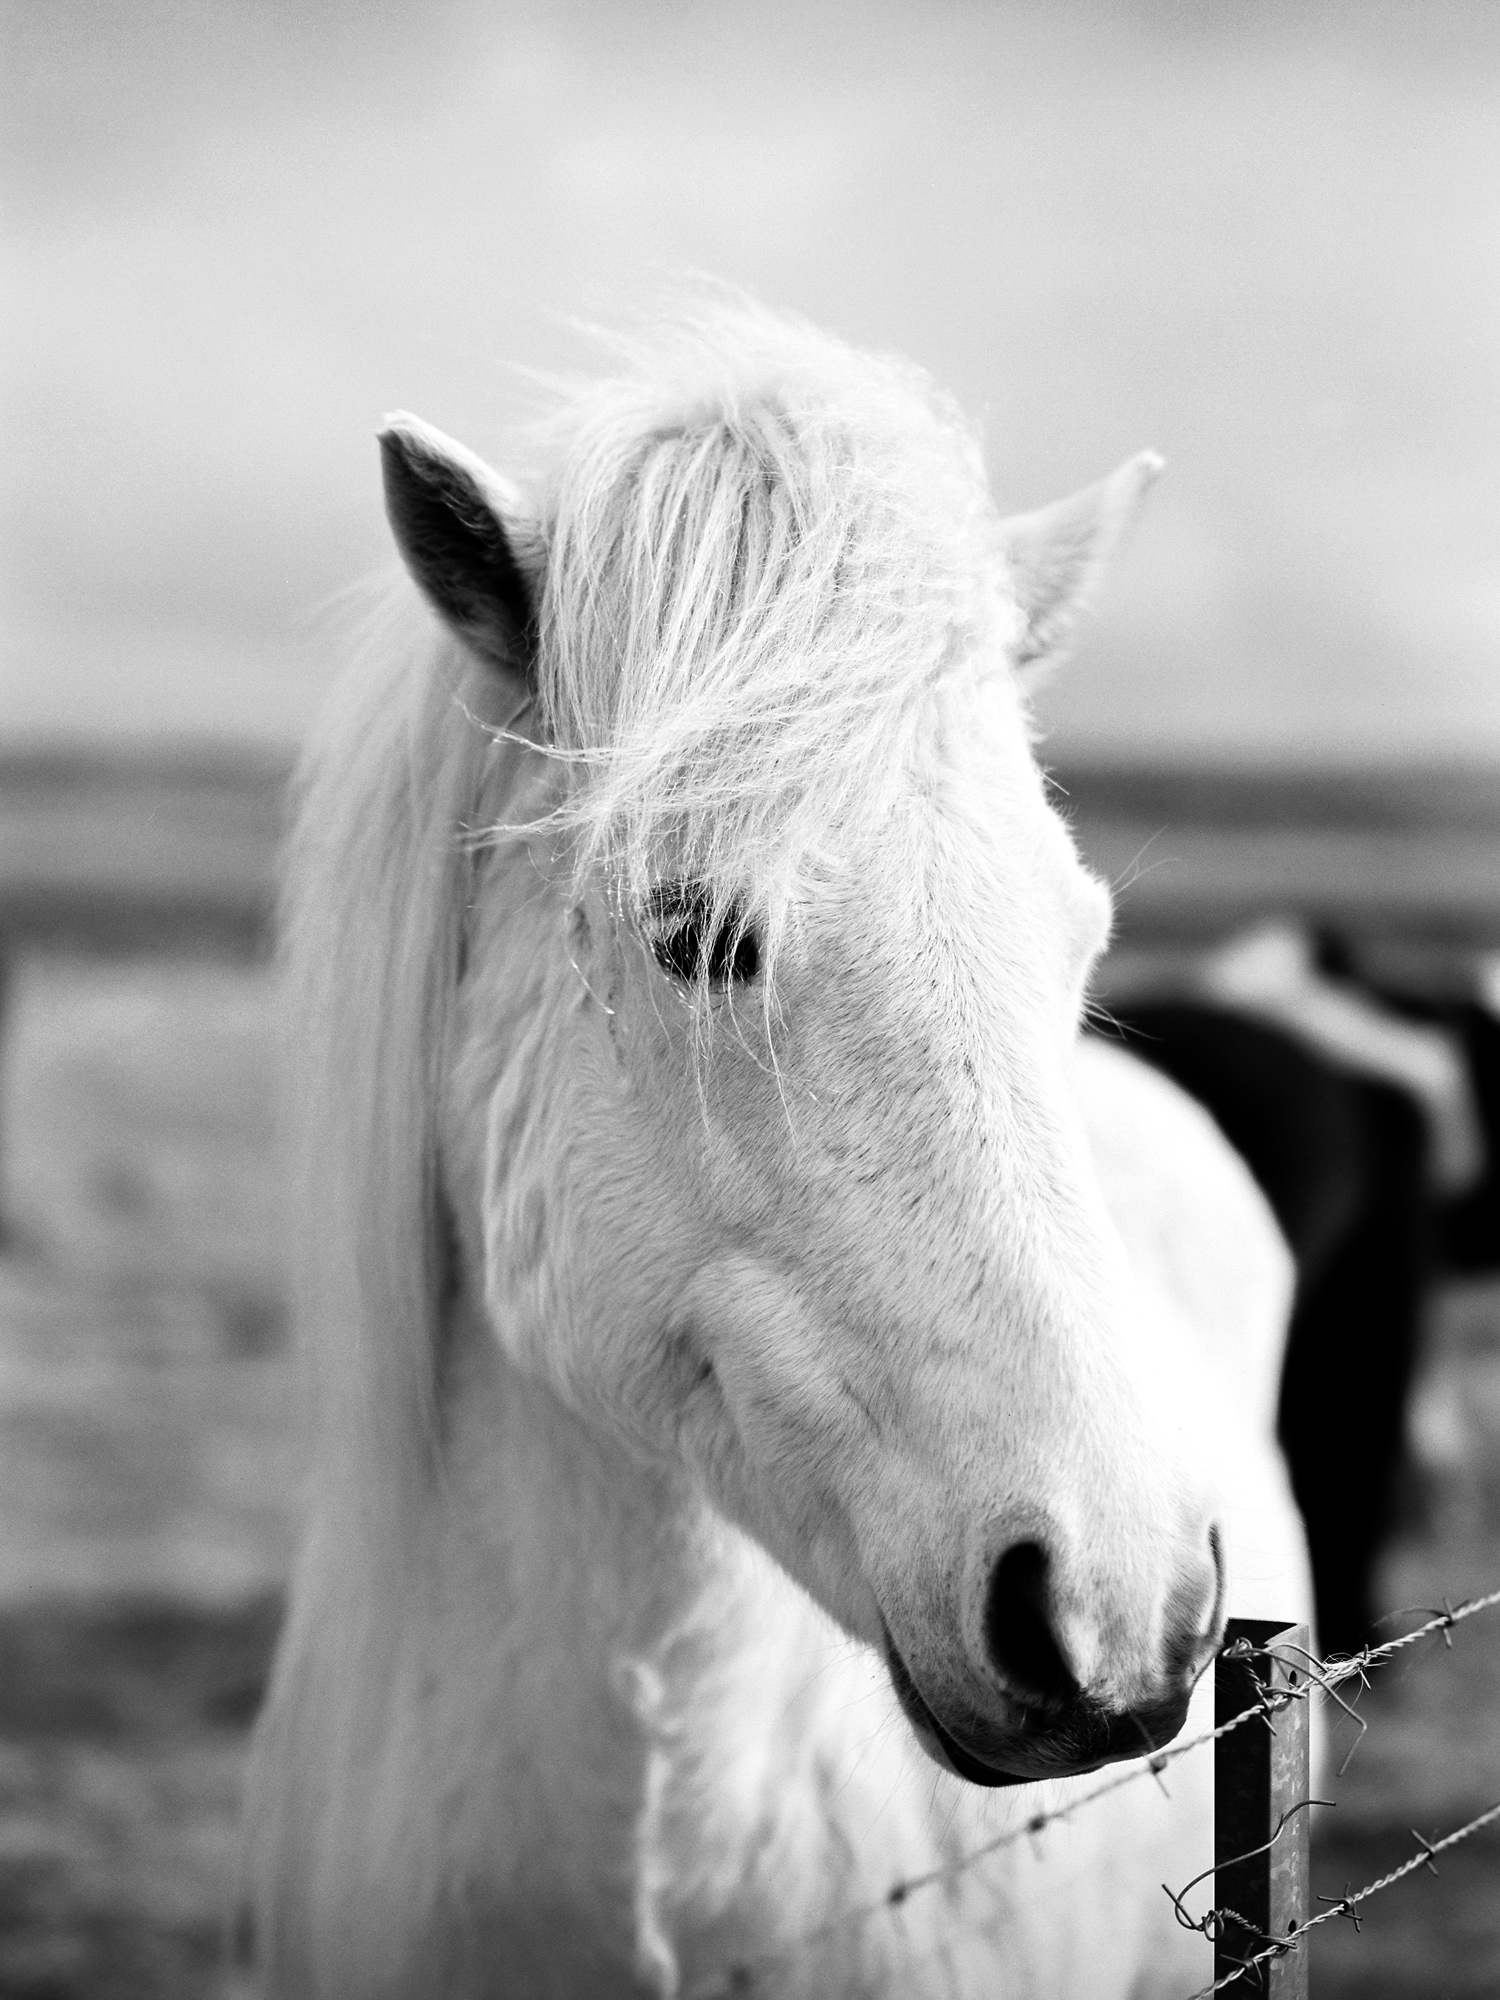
left=0, top=771, right=1498, bottom=1995
left=8, top=748, right=1500, bottom=961
left=0, top=956, right=291, bottom=1998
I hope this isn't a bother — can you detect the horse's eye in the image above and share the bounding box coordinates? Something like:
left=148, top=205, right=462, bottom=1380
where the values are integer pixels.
left=648, top=886, right=761, bottom=988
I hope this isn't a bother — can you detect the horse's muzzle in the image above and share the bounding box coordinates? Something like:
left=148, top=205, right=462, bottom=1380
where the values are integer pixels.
left=881, top=1632, right=1195, bottom=1789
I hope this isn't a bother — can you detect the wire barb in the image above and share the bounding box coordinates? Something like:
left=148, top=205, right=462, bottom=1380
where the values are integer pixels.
left=1314, top=1883, right=1363, bottom=1931
left=1409, top=1828, right=1442, bottom=1877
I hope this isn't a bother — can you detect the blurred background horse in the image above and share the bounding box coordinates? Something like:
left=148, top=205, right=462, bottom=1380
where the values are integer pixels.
left=1100, top=922, right=1500, bottom=1658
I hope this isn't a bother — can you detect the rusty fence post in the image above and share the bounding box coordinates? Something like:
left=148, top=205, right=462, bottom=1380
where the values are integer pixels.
left=1214, top=1617, right=1312, bottom=1996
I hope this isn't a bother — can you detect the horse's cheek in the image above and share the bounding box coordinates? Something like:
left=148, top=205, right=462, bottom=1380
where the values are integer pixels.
left=677, top=1384, right=879, bottom=1639
left=476, top=1104, right=563, bottom=1383
left=472, top=996, right=600, bottom=1385
left=473, top=1030, right=706, bottom=1454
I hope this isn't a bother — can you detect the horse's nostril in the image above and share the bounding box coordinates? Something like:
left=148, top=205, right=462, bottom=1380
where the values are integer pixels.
left=983, top=1541, right=1079, bottom=1707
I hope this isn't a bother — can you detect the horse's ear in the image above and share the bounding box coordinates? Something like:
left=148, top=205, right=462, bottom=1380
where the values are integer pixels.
left=378, top=413, right=539, bottom=678
left=999, top=450, right=1162, bottom=676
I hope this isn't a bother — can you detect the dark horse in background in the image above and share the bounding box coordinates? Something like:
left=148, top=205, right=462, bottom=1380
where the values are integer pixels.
left=1101, top=920, right=1500, bottom=1657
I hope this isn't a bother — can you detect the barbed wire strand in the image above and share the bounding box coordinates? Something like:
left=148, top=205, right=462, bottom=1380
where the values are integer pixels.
left=1162, top=1796, right=1332, bottom=1929
left=698, top=1585, right=1500, bottom=1996
left=1182, top=1796, right=1500, bottom=1998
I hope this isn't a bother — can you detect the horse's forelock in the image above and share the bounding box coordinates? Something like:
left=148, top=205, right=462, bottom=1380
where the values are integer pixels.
left=513, top=302, right=1025, bottom=976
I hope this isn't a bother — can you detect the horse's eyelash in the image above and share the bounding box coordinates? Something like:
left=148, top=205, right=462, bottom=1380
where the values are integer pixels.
left=646, top=885, right=761, bottom=987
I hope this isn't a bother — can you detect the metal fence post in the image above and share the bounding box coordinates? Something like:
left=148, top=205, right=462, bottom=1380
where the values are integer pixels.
left=1214, top=1616, right=1312, bottom=1996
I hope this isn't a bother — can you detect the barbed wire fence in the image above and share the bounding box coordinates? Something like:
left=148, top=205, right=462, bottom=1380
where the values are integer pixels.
left=1175, top=1591, right=1500, bottom=1997
left=692, top=1585, right=1500, bottom=1998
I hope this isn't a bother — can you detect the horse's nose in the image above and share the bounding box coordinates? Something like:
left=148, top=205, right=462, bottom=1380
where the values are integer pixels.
left=982, top=1527, right=1225, bottom=1708
left=982, top=1541, right=1079, bottom=1707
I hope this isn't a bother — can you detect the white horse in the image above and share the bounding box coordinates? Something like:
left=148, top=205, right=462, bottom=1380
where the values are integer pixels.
left=243, top=302, right=1310, bottom=1998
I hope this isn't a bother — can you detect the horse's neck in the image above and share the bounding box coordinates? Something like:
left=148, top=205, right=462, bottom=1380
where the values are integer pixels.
left=427, top=1287, right=892, bottom=1982
left=431, top=1284, right=709, bottom=1811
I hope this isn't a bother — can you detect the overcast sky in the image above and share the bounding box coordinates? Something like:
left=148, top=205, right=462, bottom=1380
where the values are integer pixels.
left=4, top=0, right=1498, bottom=764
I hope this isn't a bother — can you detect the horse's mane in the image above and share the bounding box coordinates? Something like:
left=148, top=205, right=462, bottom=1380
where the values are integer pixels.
left=285, top=298, right=1025, bottom=1561
left=281, top=596, right=511, bottom=1560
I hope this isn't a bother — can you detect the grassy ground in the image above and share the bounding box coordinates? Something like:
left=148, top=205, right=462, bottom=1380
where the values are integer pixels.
left=0, top=960, right=291, bottom=1999
left=0, top=954, right=1495, bottom=1996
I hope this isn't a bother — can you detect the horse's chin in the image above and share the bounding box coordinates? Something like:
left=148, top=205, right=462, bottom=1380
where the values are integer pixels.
left=882, top=1632, right=1189, bottom=1791
left=882, top=1637, right=1060, bottom=1788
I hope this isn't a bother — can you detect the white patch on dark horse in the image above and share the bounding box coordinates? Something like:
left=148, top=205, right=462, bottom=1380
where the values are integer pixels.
left=243, top=300, right=1311, bottom=1998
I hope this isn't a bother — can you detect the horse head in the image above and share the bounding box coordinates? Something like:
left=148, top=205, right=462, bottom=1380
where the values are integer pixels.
left=378, top=312, right=1222, bottom=1789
